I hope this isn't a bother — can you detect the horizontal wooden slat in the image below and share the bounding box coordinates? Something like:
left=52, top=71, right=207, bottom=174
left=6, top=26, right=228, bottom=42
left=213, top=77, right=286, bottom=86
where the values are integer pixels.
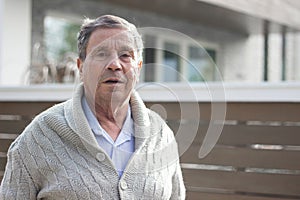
left=186, top=190, right=295, bottom=200
left=225, top=102, right=300, bottom=122
left=170, top=123, right=300, bottom=146
left=183, top=169, right=300, bottom=197
left=146, top=102, right=300, bottom=121
left=0, top=171, right=3, bottom=183
left=146, top=102, right=211, bottom=120
left=0, top=157, right=7, bottom=171
left=1, top=102, right=300, bottom=121
left=1, top=102, right=299, bottom=121
left=219, top=125, right=300, bottom=146
left=0, top=139, right=15, bottom=153
left=0, top=120, right=31, bottom=133
left=181, top=145, right=300, bottom=170
left=0, top=102, right=57, bottom=115
left=0, top=133, right=19, bottom=140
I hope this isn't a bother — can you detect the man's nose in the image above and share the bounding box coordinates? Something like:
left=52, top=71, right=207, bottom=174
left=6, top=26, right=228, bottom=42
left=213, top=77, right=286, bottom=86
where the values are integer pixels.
left=106, top=56, right=122, bottom=71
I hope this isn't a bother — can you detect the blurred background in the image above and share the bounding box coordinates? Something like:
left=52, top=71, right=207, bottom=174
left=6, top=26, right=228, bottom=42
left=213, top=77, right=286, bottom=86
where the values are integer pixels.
left=1, top=0, right=300, bottom=85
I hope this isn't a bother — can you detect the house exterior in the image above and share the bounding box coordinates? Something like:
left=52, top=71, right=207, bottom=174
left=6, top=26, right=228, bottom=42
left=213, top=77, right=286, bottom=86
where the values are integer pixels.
left=1, top=0, right=300, bottom=85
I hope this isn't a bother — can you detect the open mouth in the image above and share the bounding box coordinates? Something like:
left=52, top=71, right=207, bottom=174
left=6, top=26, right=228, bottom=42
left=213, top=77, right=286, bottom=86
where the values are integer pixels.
left=103, top=78, right=123, bottom=84
left=105, top=80, right=120, bottom=83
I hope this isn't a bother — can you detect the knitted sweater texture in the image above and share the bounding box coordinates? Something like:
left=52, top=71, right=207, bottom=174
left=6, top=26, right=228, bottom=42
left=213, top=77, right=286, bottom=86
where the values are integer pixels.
left=0, top=84, right=186, bottom=200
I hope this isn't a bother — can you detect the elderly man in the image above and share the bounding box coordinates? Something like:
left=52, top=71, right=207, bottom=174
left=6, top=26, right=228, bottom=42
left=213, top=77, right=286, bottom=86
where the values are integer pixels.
left=0, top=15, right=186, bottom=199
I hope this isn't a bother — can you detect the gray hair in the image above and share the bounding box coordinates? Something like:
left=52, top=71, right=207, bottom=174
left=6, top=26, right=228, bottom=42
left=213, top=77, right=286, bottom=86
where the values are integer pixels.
left=77, top=15, right=144, bottom=61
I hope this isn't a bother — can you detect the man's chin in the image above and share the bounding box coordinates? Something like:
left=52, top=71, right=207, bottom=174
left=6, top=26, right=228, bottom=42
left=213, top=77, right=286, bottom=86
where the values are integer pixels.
left=97, top=90, right=130, bottom=100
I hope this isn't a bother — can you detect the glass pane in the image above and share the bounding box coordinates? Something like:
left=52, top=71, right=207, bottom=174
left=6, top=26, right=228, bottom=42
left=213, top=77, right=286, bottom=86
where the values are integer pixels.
left=143, top=35, right=156, bottom=82
left=163, top=42, right=180, bottom=82
left=188, top=46, right=215, bottom=82
left=27, top=16, right=81, bottom=84
left=44, top=16, right=80, bottom=62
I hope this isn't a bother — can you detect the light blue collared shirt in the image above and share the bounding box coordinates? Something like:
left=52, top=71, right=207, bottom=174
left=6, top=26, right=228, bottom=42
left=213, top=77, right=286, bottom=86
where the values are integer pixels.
left=81, top=96, right=135, bottom=177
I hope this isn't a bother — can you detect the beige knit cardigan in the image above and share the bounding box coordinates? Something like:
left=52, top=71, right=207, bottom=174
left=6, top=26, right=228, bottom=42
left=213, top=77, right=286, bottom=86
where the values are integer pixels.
left=0, top=84, right=186, bottom=200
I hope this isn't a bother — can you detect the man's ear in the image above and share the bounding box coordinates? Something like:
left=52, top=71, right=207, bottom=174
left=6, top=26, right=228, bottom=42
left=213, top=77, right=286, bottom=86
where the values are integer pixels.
left=137, top=60, right=143, bottom=70
left=77, top=58, right=84, bottom=79
left=135, top=60, right=143, bottom=83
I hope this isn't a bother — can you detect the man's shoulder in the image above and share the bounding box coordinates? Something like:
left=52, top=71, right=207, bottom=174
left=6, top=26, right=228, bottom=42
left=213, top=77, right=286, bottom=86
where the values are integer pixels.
left=147, top=108, right=167, bottom=125
left=8, top=99, right=73, bottom=152
left=147, top=108, right=174, bottom=136
left=20, top=100, right=71, bottom=135
left=39, top=99, right=71, bottom=116
left=35, top=98, right=76, bottom=121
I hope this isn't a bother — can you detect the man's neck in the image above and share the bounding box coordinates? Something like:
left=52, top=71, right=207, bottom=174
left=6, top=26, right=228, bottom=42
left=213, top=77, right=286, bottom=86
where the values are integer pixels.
left=94, top=101, right=129, bottom=141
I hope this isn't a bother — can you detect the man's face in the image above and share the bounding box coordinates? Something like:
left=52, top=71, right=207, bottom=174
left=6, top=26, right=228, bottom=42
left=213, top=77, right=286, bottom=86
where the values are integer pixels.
left=78, top=28, right=142, bottom=109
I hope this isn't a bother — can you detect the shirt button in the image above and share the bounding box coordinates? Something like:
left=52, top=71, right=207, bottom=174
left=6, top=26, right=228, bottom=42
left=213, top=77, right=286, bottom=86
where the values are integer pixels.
left=96, top=153, right=105, bottom=161
left=120, top=180, right=128, bottom=190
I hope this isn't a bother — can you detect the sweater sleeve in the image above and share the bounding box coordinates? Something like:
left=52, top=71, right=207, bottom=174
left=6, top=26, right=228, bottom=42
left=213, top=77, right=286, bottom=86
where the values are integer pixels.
left=170, top=160, right=186, bottom=200
left=0, top=141, right=38, bottom=200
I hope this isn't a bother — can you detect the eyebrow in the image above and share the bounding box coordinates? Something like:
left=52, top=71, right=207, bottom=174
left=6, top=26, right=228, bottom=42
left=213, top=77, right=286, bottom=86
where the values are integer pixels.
left=92, top=45, right=109, bottom=52
left=118, top=44, right=135, bottom=52
left=92, top=44, right=134, bottom=51
left=88, top=46, right=109, bottom=57
left=88, top=42, right=136, bottom=58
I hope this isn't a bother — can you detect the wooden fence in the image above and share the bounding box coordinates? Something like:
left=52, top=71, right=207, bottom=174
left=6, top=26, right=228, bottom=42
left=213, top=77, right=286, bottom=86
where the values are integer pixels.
left=153, top=102, right=300, bottom=200
left=1, top=99, right=300, bottom=199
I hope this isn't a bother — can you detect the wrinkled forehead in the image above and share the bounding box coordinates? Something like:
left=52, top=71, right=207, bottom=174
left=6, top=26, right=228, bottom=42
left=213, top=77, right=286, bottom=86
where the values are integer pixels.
left=87, top=29, right=136, bottom=54
left=98, top=36, right=135, bottom=51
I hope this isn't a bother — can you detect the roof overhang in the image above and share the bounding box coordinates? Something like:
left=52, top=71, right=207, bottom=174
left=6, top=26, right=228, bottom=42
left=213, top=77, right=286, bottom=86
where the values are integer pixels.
left=102, top=0, right=300, bottom=35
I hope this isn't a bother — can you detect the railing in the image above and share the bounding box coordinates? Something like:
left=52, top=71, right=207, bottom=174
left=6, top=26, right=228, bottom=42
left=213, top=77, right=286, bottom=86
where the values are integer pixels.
left=1, top=83, right=300, bottom=199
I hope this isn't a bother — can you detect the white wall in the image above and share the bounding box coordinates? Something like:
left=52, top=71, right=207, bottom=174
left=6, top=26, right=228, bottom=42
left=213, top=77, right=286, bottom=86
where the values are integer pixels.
left=198, top=0, right=300, bottom=30
left=221, top=34, right=264, bottom=82
left=294, top=33, right=300, bottom=80
left=287, top=32, right=300, bottom=81
left=0, top=0, right=3, bottom=83
left=244, top=34, right=264, bottom=82
left=0, top=0, right=31, bottom=85
left=268, top=33, right=282, bottom=82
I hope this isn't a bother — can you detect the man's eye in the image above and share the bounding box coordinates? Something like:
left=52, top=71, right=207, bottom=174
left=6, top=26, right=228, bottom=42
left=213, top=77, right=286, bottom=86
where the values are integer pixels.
left=119, top=52, right=131, bottom=58
left=98, top=52, right=106, bottom=57
left=94, top=51, right=109, bottom=60
left=119, top=51, right=134, bottom=62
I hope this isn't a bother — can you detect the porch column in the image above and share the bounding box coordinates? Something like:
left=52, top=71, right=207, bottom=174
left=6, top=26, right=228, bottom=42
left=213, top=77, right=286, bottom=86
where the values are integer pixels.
left=0, top=0, right=32, bottom=85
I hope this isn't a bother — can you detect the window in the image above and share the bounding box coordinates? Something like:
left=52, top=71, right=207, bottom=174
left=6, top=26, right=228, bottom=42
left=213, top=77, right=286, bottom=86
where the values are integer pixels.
left=141, top=32, right=218, bottom=83
left=163, top=42, right=180, bottom=82
left=187, top=46, right=216, bottom=82
left=29, top=15, right=81, bottom=84
left=44, top=15, right=80, bottom=63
